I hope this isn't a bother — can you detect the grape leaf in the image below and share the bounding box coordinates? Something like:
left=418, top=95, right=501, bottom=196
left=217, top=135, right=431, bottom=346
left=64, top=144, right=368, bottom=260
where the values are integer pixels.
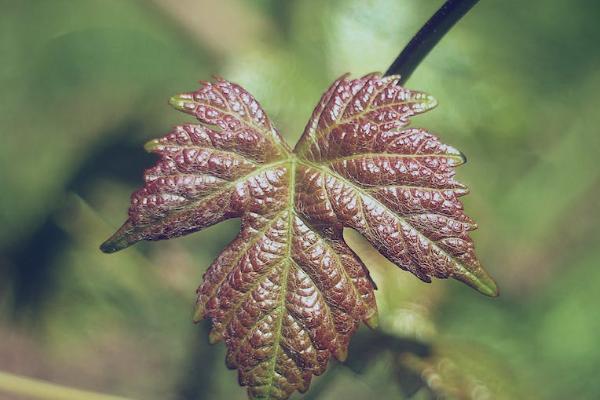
left=100, top=73, right=497, bottom=400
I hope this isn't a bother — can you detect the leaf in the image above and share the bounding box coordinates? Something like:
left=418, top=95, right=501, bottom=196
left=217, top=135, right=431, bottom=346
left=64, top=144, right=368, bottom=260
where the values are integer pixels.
left=100, top=73, right=497, bottom=399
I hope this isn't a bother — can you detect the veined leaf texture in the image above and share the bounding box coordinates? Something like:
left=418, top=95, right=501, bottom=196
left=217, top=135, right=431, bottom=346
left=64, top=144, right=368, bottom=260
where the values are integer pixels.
left=101, top=73, right=497, bottom=400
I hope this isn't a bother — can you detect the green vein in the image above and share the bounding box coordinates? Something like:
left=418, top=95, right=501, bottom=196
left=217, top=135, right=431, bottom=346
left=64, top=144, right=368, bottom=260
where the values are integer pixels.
left=294, top=213, right=374, bottom=330
left=326, top=152, right=464, bottom=165
left=146, top=140, right=261, bottom=166
left=101, top=159, right=290, bottom=253
left=297, top=159, right=497, bottom=297
left=262, top=158, right=296, bottom=399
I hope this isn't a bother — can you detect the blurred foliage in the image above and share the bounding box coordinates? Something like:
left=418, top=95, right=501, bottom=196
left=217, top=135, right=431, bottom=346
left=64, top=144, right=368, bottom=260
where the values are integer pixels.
left=1, top=0, right=599, bottom=399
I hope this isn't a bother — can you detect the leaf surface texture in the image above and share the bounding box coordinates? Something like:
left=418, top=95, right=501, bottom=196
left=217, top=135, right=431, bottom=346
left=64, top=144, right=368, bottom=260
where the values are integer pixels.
left=101, top=74, right=497, bottom=399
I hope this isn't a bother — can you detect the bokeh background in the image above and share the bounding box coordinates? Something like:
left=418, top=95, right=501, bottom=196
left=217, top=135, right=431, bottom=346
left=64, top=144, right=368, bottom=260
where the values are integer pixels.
left=1, top=0, right=599, bottom=399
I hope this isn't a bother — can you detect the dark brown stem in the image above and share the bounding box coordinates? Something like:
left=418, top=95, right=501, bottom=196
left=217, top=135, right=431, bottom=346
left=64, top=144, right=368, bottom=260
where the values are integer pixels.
left=385, top=0, right=481, bottom=84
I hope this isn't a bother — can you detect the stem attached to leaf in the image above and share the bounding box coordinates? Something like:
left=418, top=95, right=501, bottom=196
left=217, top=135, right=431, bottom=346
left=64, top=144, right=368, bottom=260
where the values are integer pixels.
left=385, top=0, right=481, bottom=84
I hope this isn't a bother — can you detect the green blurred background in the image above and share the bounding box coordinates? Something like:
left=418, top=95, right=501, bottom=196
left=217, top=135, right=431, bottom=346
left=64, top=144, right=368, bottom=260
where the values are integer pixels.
left=1, top=0, right=599, bottom=399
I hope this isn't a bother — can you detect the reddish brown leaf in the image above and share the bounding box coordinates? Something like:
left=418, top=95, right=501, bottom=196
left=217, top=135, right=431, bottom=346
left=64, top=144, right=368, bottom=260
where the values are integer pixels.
left=101, top=73, right=497, bottom=400
left=294, top=74, right=497, bottom=296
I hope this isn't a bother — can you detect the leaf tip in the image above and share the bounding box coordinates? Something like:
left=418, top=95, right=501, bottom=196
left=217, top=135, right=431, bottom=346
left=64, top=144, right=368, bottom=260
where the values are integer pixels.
left=208, top=329, right=223, bottom=344
left=446, top=146, right=467, bottom=166
left=459, top=268, right=499, bottom=297
left=99, top=222, right=137, bottom=254
left=169, top=94, right=195, bottom=113
left=144, top=139, right=160, bottom=152
left=192, top=302, right=205, bottom=323
left=99, top=237, right=128, bottom=254
left=427, top=94, right=438, bottom=107
left=364, top=309, right=379, bottom=329
left=334, top=345, right=348, bottom=362
left=480, top=278, right=500, bottom=297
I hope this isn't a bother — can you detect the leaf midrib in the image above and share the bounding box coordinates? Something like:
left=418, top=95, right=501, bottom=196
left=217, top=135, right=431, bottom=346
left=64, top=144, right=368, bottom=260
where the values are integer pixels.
left=262, top=157, right=296, bottom=399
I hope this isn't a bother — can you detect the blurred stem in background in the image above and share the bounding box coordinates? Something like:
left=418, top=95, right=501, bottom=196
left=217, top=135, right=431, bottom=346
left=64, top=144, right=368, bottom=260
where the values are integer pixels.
left=0, top=371, right=132, bottom=400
